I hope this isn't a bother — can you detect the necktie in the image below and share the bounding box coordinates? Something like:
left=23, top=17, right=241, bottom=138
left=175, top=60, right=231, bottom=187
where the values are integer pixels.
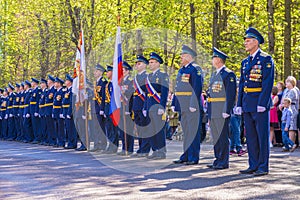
left=250, top=56, right=253, bottom=62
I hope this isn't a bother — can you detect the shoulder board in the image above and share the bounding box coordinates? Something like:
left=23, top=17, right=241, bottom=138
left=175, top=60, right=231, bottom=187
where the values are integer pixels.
left=224, top=68, right=232, bottom=73
left=62, top=88, right=67, bottom=92
left=260, top=51, right=270, bottom=57
left=101, top=77, right=106, bottom=82
left=192, top=63, right=200, bottom=68
left=128, top=77, right=133, bottom=81
left=242, top=57, right=248, bottom=62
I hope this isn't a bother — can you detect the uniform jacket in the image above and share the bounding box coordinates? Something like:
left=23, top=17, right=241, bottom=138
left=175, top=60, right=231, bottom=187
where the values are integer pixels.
left=132, top=71, right=147, bottom=111
left=30, top=87, right=42, bottom=115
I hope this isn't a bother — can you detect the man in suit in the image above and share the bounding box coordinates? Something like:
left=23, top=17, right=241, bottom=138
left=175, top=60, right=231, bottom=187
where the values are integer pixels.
left=144, top=52, right=169, bottom=159
left=237, top=27, right=274, bottom=176
left=172, top=45, right=203, bottom=165
left=207, top=47, right=236, bottom=170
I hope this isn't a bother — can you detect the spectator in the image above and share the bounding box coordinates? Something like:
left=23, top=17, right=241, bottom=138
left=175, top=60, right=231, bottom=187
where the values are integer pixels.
left=281, top=98, right=297, bottom=152
left=275, top=81, right=285, bottom=146
left=201, top=92, right=208, bottom=143
left=296, top=80, right=300, bottom=147
left=279, top=76, right=299, bottom=145
left=269, top=86, right=280, bottom=147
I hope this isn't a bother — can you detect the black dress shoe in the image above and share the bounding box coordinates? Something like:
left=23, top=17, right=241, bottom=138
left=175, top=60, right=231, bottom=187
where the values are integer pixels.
left=185, top=161, right=198, bottom=165
left=75, top=147, right=87, bottom=151
left=152, top=155, right=166, bottom=160
left=64, top=146, right=76, bottom=149
left=213, top=165, right=229, bottom=170
left=240, top=168, right=256, bottom=174
left=207, top=164, right=215, bottom=168
left=173, top=159, right=185, bottom=164
left=253, top=170, right=268, bottom=176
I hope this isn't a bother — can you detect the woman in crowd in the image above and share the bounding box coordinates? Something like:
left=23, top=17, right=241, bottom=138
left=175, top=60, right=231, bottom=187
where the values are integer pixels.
left=269, top=86, right=279, bottom=147
left=279, top=76, right=299, bottom=145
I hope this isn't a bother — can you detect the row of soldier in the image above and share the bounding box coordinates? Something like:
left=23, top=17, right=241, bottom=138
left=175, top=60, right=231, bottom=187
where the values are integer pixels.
left=0, top=27, right=274, bottom=176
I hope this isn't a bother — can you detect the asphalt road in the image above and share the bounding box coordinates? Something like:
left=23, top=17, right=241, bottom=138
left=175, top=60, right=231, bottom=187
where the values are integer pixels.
left=0, top=140, right=299, bottom=200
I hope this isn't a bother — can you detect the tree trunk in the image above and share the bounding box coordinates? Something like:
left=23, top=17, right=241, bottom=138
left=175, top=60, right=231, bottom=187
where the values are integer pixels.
left=136, top=29, right=143, bottom=55
left=284, top=0, right=291, bottom=79
left=267, top=0, right=275, bottom=55
left=212, top=0, right=219, bottom=48
left=190, top=3, right=196, bottom=51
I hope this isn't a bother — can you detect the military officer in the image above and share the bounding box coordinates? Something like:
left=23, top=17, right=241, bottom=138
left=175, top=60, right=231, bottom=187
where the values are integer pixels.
left=45, top=75, right=57, bottom=146
left=172, top=45, right=203, bottom=165
left=63, top=74, right=77, bottom=149
left=39, top=78, right=48, bottom=145
left=52, top=77, right=66, bottom=147
left=30, top=78, right=42, bottom=144
left=207, top=47, right=236, bottom=170
left=117, top=61, right=135, bottom=155
left=23, top=80, right=33, bottom=142
left=6, top=83, right=16, bottom=140
left=90, top=64, right=107, bottom=152
left=0, top=88, right=5, bottom=139
left=18, top=83, right=25, bottom=141
left=13, top=83, right=21, bottom=141
left=144, top=52, right=169, bottom=159
left=103, top=65, right=119, bottom=153
left=1, top=89, right=8, bottom=140
left=237, top=27, right=274, bottom=176
left=131, top=55, right=151, bottom=157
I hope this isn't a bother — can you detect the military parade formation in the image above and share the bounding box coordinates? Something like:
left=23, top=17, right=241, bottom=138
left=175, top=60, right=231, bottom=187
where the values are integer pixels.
left=0, top=27, right=275, bottom=176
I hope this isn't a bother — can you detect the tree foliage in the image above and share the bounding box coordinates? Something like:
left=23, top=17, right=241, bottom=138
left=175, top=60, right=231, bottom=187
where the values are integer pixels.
left=0, top=0, right=299, bottom=88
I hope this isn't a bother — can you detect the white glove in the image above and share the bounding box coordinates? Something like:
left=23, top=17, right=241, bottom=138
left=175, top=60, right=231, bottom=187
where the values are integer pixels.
left=52, top=114, right=54, bottom=118
left=5, top=114, right=8, bottom=119
left=222, top=113, right=230, bottom=119
left=67, top=115, right=71, bottom=119
left=142, top=110, right=147, bottom=117
left=257, top=106, right=266, bottom=113
left=34, top=112, right=39, bottom=117
left=125, top=111, right=131, bottom=115
left=17, top=114, right=20, bottom=117
left=171, top=106, right=175, bottom=112
left=103, top=114, right=107, bottom=118
left=59, top=114, right=64, bottom=119
left=0, top=116, right=2, bottom=120
left=26, top=114, right=30, bottom=118
left=82, top=115, right=86, bottom=120
left=9, top=114, right=13, bottom=118
left=235, top=107, right=242, bottom=115
left=157, top=108, right=164, bottom=115
left=99, top=110, right=104, bottom=115
left=189, top=107, right=196, bottom=112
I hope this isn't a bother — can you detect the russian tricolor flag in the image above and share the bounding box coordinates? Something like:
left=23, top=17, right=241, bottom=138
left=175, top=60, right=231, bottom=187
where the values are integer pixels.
left=110, top=26, right=123, bottom=126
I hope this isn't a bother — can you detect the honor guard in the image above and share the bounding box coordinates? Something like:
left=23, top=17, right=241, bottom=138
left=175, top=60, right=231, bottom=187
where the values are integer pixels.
left=18, top=83, right=25, bottom=141
left=14, top=83, right=22, bottom=141
left=30, top=78, right=42, bottom=143
left=39, top=78, right=48, bottom=145
left=23, top=80, right=33, bottom=142
left=103, top=65, right=119, bottom=153
left=172, top=45, right=203, bottom=165
left=0, top=88, right=5, bottom=139
left=45, top=75, right=57, bottom=146
left=131, top=55, right=151, bottom=157
left=237, top=27, right=274, bottom=176
left=90, top=64, right=107, bottom=152
left=7, top=83, right=16, bottom=140
left=1, top=89, right=8, bottom=139
left=207, top=47, right=236, bottom=170
left=117, top=61, right=135, bottom=155
left=63, top=74, right=77, bottom=149
left=52, top=77, right=66, bottom=147
left=144, top=52, right=169, bottom=159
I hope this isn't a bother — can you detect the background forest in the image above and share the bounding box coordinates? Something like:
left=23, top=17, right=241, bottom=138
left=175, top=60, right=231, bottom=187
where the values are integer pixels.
left=0, top=0, right=299, bottom=89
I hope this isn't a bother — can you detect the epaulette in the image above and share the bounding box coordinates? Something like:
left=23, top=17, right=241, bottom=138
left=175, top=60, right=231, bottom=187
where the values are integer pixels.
left=101, top=77, right=106, bottom=82
left=62, top=88, right=68, bottom=92
left=192, top=63, right=200, bottom=68
left=128, top=77, right=133, bottom=81
left=260, top=51, right=270, bottom=57
left=224, top=68, right=232, bottom=73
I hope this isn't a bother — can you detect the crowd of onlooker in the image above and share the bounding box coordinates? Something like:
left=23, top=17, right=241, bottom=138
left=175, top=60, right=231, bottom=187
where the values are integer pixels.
left=165, top=76, right=300, bottom=154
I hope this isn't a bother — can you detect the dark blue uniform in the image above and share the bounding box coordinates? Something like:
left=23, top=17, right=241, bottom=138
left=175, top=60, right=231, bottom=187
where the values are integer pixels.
left=18, top=91, right=25, bottom=141
left=23, top=89, right=33, bottom=142
left=144, top=69, right=169, bottom=158
left=237, top=49, right=274, bottom=173
left=103, top=81, right=119, bottom=153
left=173, top=62, right=203, bottom=163
left=39, top=88, right=48, bottom=144
left=207, top=67, right=236, bottom=168
left=132, top=71, right=151, bottom=155
left=52, top=87, right=66, bottom=147
left=45, top=86, right=57, bottom=145
left=14, top=91, right=22, bottom=141
left=30, top=87, right=42, bottom=143
left=7, top=92, right=16, bottom=140
left=62, top=87, right=77, bottom=148
left=93, top=77, right=107, bottom=150
left=118, top=75, right=135, bottom=154
left=0, top=96, right=8, bottom=139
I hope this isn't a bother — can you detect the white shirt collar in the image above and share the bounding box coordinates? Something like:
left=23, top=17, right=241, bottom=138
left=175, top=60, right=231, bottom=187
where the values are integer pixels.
left=96, top=76, right=102, bottom=83
left=151, top=68, right=160, bottom=75
left=216, top=65, right=225, bottom=74
left=250, top=48, right=260, bottom=58
left=184, top=61, right=193, bottom=68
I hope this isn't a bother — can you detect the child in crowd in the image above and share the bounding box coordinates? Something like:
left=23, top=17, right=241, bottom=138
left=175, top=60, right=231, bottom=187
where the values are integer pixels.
left=281, top=98, right=297, bottom=152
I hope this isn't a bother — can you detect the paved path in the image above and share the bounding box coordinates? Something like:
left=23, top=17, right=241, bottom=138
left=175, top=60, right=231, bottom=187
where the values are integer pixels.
left=0, top=140, right=299, bottom=199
